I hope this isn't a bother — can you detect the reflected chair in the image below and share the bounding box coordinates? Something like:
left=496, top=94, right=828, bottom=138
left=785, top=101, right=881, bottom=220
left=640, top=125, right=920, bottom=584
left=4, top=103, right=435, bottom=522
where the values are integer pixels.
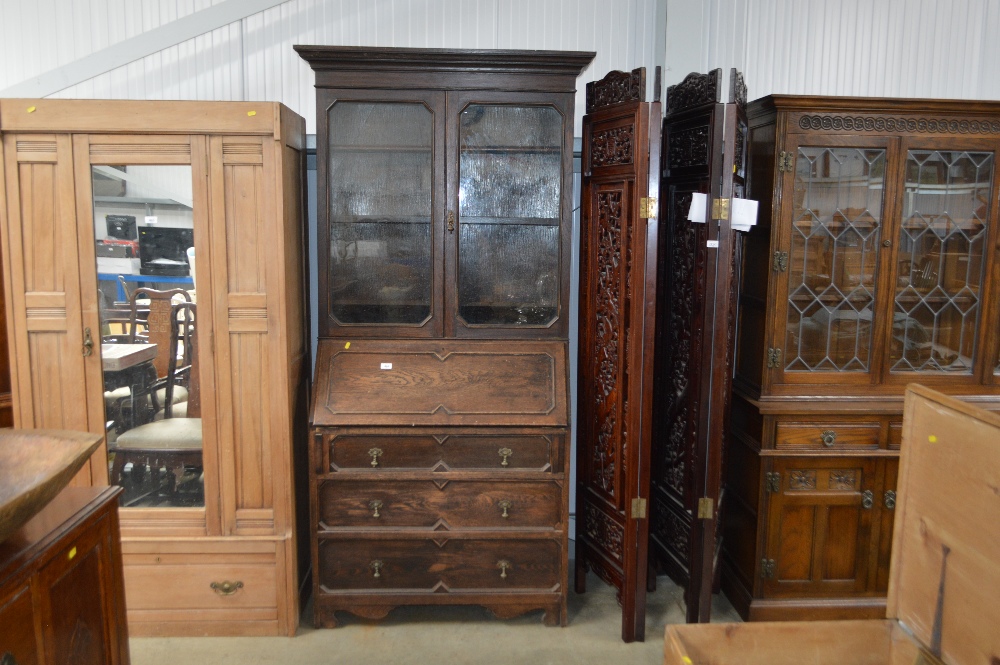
left=110, top=301, right=202, bottom=506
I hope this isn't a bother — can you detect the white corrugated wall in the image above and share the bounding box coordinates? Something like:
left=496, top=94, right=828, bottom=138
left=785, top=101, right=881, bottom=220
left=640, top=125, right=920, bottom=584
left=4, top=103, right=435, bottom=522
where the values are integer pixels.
left=1, top=0, right=668, bottom=133
left=665, top=0, right=1000, bottom=102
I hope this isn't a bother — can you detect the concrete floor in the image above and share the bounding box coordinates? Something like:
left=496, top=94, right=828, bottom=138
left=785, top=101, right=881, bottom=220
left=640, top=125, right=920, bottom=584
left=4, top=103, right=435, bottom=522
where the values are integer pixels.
left=130, top=568, right=741, bottom=665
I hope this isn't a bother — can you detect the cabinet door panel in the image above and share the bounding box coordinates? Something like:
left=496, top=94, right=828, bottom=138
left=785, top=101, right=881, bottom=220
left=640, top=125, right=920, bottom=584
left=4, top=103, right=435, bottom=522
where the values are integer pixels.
left=0, top=585, right=39, bottom=665
left=763, top=457, right=877, bottom=598
left=0, top=135, right=91, bottom=461
left=875, top=458, right=898, bottom=593
left=317, top=90, right=446, bottom=338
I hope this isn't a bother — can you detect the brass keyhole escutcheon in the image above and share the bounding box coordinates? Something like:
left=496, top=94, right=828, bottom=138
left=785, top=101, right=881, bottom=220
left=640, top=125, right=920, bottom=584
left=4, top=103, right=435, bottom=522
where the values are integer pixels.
left=498, top=447, right=513, bottom=467
left=82, top=327, right=94, bottom=357
left=370, top=560, right=384, bottom=579
left=884, top=490, right=896, bottom=510
left=210, top=580, right=244, bottom=596
left=447, top=210, right=456, bottom=232
left=862, top=490, right=874, bottom=509
left=498, top=499, right=511, bottom=518
left=370, top=499, right=383, bottom=518
left=821, top=430, right=837, bottom=447
left=497, top=560, right=511, bottom=580
left=369, top=447, right=383, bottom=468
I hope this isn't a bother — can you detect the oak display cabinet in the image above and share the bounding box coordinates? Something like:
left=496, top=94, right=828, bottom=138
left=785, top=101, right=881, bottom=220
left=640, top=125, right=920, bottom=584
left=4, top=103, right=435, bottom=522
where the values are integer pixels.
left=0, top=99, right=308, bottom=636
left=296, top=46, right=594, bottom=627
left=724, top=95, right=1000, bottom=621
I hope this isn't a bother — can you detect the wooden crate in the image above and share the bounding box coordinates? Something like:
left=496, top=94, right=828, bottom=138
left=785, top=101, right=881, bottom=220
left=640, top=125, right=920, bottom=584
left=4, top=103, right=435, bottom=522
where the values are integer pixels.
left=666, top=384, right=1000, bottom=665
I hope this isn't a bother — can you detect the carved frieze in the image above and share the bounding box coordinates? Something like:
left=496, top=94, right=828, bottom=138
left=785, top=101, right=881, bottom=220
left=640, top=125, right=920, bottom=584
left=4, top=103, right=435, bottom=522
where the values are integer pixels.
left=591, top=126, right=634, bottom=167
left=668, top=126, right=710, bottom=170
left=586, top=68, right=645, bottom=113
left=594, top=410, right=617, bottom=495
left=798, top=115, right=1000, bottom=134
left=583, top=504, right=624, bottom=561
left=829, top=470, right=858, bottom=490
left=789, top=470, right=818, bottom=490
left=666, top=69, right=721, bottom=115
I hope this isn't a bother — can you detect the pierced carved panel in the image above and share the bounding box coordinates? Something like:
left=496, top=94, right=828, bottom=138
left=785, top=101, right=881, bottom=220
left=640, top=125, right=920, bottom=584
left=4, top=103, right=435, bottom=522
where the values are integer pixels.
left=594, top=410, right=617, bottom=494
left=666, top=69, right=721, bottom=115
left=668, top=126, right=710, bottom=170
left=594, top=190, right=623, bottom=407
left=729, top=68, right=747, bottom=107
left=582, top=504, right=624, bottom=561
left=591, top=126, right=634, bottom=167
left=651, top=495, right=691, bottom=564
left=798, top=115, right=1000, bottom=134
left=828, top=470, right=858, bottom=490
left=789, top=470, right=818, bottom=490
left=586, top=68, right=645, bottom=113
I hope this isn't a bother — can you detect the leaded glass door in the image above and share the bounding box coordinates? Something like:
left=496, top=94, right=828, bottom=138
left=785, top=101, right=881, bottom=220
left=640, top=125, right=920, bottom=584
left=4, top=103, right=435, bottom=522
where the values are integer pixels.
left=771, top=136, right=896, bottom=386
left=446, top=92, right=572, bottom=338
left=318, top=91, right=446, bottom=337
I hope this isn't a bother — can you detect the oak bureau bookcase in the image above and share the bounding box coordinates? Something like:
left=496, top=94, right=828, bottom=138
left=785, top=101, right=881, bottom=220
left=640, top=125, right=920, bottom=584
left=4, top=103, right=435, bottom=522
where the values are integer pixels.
left=0, top=99, right=308, bottom=636
left=296, top=46, right=594, bottom=627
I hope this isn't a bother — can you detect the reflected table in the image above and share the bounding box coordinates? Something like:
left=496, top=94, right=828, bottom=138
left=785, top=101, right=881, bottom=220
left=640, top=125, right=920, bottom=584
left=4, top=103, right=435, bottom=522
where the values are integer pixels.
left=102, top=342, right=158, bottom=431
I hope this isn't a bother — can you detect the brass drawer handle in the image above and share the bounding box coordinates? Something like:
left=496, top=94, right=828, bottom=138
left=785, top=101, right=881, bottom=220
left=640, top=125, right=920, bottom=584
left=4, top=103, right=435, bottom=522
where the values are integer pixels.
left=497, top=559, right=511, bottom=580
left=447, top=210, right=456, bottom=233
left=370, top=560, right=384, bottom=578
left=368, top=447, right=383, bottom=468
left=821, top=430, right=836, bottom=447
left=884, top=490, right=896, bottom=510
left=498, top=447, right=513, bottom=467
left=369, top=499, right=383, bottom=518
left=210, top=580, right=244, bottom=596
left=82, top=327, right=94, bottom=357
left=862, top=490, right=874, bottom=509
left=498, top=499, right=512, bottom=518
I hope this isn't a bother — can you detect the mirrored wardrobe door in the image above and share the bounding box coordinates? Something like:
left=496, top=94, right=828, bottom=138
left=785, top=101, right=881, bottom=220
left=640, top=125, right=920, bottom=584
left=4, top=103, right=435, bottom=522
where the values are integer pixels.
left=77, top=135, right=217, bottom=524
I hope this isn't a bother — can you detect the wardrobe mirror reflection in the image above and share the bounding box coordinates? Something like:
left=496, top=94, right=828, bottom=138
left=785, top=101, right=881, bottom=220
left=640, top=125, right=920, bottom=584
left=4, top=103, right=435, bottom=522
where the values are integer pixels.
left=92, top=164, right=203, bottom=507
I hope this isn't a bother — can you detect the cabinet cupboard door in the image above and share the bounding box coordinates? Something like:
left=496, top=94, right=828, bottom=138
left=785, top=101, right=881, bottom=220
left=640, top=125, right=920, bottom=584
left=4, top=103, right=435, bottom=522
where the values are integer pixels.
left=874, top=458, right=898, bottom=593
left=0, top=135, right=92, bottom=471
left=763, top=456, right=878, bottom=599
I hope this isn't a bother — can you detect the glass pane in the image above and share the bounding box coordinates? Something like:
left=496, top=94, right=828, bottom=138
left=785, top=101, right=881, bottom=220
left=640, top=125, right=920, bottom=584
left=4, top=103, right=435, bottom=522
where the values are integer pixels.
left=891, top=150, right=993, bottom=373
left=784, top=147, right=884, bottom=372
left=328, top=102, right=433, bottom=325
left=93, top=165, right=203, bottom=508
left=458, top=105, right=562, bottom=326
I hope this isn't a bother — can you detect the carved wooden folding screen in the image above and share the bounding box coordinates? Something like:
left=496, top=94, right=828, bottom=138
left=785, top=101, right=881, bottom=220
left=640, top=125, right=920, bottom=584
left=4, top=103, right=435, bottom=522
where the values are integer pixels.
left=649, top=69, right=747, bottom=622
left=575, top=67, right=661, bottom=643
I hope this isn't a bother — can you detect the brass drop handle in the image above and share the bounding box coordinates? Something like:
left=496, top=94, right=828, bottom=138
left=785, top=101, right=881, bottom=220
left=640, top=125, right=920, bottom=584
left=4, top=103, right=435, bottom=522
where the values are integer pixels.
left=82, top=327, right=94, bottom=357
left=447, top=210, right=456, bottom=233
left=369, top=447, right=383, bottom=468
left=498, top=499, right=512, bottom=519
left=821, top=430, right=836, bottom=447
left=210, top=580, right=244, bottom=595
left=862, top=490, right=874, bottom=509
left=370, top=560, right=384, bottom=579
left=497, top=559, right=511, bottom=580
left=498, top=447, right=513, bottom=467
left=1, top=652, right=16, bottom=665
left=369, top=499, right=383, bottom=518
left=884, top=490, right=896, bottom=510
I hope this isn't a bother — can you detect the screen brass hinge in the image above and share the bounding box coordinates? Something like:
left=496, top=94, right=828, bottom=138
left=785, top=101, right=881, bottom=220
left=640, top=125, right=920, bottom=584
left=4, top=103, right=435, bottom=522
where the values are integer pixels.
left=777, top=151, right=794, bottom=172
left=772, top=250, right=788, bottom=272
left=697, top=497, right=714, bottom=519
left=761, top=558, right=777, bottom=579
left=765, top=471, right=781, bottom=493
left=712, top=197, right=730, bottom=220
left=631, top=497, right=648, bottom=519
left=766, top=347, right=782, bottom=368
left=639, top=197, right=658, bottom=219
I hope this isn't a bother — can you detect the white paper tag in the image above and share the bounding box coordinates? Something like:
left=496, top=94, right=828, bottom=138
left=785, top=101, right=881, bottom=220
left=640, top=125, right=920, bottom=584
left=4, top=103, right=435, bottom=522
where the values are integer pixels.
left=687, top=193, right=707, bottom=224
left=706, top=239, right=719, bottom=248
left=730, top=198, right=759, bottom=232
left=145, top=216, right=158, bottom=225
left=380, top=362, right=392, bottom=370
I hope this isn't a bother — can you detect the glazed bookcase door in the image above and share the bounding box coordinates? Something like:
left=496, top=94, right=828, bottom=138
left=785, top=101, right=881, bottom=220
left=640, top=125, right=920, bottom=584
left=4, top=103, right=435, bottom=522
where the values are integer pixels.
left=0, top=133, right=94, bottom=483
left=883, top=137, right=998, bottom=385
left=769, top=135, right=899, bottom=388
left=446, top=91, right=573, bottom=338
left=317, top=90, right=446, bottom=338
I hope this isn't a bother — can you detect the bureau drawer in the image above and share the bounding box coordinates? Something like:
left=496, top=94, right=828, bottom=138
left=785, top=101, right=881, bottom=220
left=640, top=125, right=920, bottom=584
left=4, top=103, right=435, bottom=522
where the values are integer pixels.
left=325, top=432, right=559, bottom=472
left=317, top=537, right=561, bottom=591
left=317, top=479, right=563, bottom=529
left=774, top=421, right=881, bottom=450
